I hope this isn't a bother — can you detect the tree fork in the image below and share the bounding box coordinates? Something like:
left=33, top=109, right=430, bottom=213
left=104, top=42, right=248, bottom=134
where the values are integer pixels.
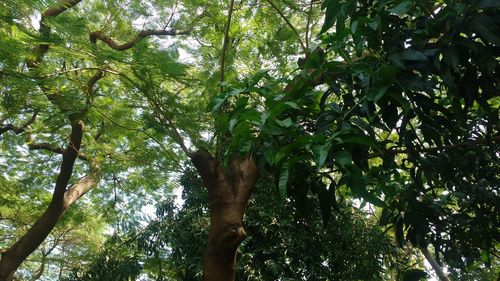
left=191, top=150, right=258, bottom=281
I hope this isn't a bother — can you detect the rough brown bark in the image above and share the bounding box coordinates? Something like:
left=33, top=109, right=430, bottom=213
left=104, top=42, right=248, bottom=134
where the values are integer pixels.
left=191, top=150, right=258, bottom=281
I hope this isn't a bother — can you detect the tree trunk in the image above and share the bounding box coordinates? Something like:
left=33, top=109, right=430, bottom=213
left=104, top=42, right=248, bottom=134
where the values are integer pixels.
left=191, top=150, right=258, bottom=281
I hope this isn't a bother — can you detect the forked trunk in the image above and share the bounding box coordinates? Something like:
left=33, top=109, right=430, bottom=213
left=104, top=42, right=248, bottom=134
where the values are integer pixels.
left=191, top=151, right=258, bottom=281
left=0, top=121, right=100, bottom=281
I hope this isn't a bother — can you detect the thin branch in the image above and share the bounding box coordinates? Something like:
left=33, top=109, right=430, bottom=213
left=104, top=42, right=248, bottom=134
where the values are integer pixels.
left=219, top=0, right=236, bottom=93
left=90, top=103, right=184, bottom=171
left=163, top=0, right=179, bottom=30
left=305, top=0, right=315, bottom=49
left=148, top=95, right=192, bottom=157
left=264, top=0, right=307, bottom=53
left=40, top=67, right=119, bottom=78
left=89, top=28, right=192, bottom=51
left=420, top=247, right=450, bottom=281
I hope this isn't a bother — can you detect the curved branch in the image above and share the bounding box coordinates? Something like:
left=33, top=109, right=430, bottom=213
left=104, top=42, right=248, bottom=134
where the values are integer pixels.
left=89, top=28, right=191, bottom=51
left=0, top=111, right=38, bottom=137
left=41, top=0, right=82, bottom=18
left=28, top=0, right=83, bottom=68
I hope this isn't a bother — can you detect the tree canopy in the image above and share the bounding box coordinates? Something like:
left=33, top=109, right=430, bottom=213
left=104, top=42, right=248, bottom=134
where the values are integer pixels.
left=0, top=0, right=498, bottom=280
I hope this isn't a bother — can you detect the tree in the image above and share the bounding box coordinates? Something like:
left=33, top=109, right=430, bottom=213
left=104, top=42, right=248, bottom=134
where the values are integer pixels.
left=1, top=0, right=498, bottom=280
left=1, top=0, right=189, bottom=279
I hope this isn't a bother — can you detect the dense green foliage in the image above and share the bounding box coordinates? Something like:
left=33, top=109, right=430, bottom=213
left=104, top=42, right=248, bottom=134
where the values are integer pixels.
left=213, top=0, right=499, bottom=278
left=0, top=0, right=498, bottom=280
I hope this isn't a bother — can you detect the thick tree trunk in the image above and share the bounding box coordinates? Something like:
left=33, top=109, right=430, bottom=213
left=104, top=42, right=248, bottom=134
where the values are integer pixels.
left=191, top=151, right=258, bottom=281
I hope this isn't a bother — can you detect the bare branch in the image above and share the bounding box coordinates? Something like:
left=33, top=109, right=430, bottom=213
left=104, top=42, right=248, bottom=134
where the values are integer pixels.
left=305, top=0, right=316, bottom=49
left=63, top=167, right=101, bottom=208
left=41, top=0, right=82, bottom=18
left=40, top=67, right=119, bottom=78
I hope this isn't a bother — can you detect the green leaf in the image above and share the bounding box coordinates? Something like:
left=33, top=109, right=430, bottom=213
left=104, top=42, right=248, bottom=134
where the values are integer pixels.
left=470, top=17, right=500, bottom=46
left=347, top=167, right=385, bottom=207
left=379, top=64, right=397, bottom=83
left=278, top=162, right=290, bottom=204
left=402, top=269, right=427, bottom=281
left=313, top=142, right=331, bottom=169
left=320, top=0, right=340, bottom=34
left=275, top=117, right=293, bottom=128
left=334, top=150, right=352, bottom=168
left=388, top=0, right=412, bottom=16
left=367, top=85, right=389, bottom=102
left=340, top=134, right=381, bottom=152
left=229, top=119, right=238, bottom=133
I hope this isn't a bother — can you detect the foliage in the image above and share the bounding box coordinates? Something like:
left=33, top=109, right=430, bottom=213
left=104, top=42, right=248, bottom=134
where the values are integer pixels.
left=213, top=0, right=500, bottom=277
left=0, top=0, right=498, bottom=279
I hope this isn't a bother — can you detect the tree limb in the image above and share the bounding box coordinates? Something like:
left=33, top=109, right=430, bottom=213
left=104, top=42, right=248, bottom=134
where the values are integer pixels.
left=28, top=0, right=83, bottom=68
left=28, top=142, right=87, bottom=161
left=305, top=0, right=316, bottom=49
left=420, top=247, right=450, bottom=281
left=52, top=120, right=84, bottom=200
left=63, top=165, right=101, bottom=208
left=0, top=111, right=38, bottom=137
left=89, top=28, right=192, bottom=51
left=219, top=0, right=236, bottom=93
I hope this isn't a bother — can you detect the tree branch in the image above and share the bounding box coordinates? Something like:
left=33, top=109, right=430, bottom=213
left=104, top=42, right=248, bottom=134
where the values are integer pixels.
left=264, top=0, right=307, bottom=53
left=0, top=111, right=38, bottom=137
left=219, top=0, right=236, bottom=93
left=28, top=0, right=83, bottom=68
left=420, top=247, right=450, bottom=281
left=305, top=0, right=316, bottom=49
left=28, top=142, right=87, bottom=161
left=63, top=165, right=101, bottom=208
left=89, top=28, right=192, bottom=51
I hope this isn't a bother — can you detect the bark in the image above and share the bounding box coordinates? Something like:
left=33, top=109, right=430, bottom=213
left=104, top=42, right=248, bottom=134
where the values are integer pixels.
left=191, top=150, right=258, bottom=281
left=0, top=121, right=100, bottom=281
left=421, top=247, right=450, bottom=281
